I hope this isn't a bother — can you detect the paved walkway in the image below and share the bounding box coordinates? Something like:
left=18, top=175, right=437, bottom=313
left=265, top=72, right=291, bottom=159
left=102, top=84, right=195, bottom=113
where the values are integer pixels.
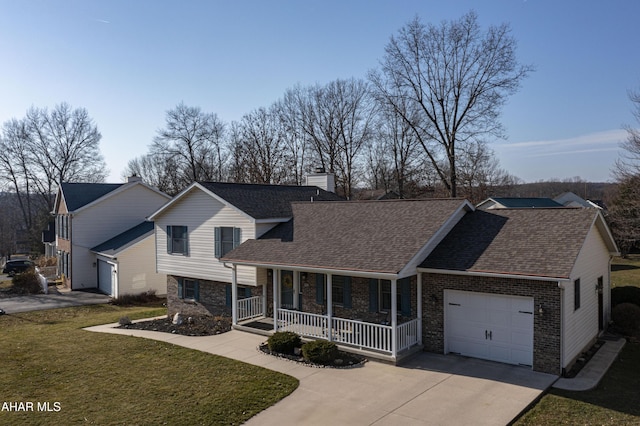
left=87, top=322, right=558, bottom=425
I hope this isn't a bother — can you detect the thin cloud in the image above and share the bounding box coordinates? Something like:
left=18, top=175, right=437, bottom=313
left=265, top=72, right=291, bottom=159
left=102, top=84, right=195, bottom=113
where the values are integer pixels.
left=504, top=129, right=626, bottom=150
left=95, top=19, right=111, bottom=24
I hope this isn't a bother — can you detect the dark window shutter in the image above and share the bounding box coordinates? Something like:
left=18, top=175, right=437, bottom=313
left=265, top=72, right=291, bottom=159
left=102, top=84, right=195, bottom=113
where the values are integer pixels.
left=246, top=286, right=251, bottom=297
left=316, top=274, right=325, bottom=304
left=369, top=279, right=379, bottom=312
left=400, top=278, right=411, bottom=316
left=194, top=281, right=200, bottom=301
left=225, top=284, right=231, bottom=307
left=344, top=276, right=352, bottom=308
left=214, top=227, right=221, bottom=258
left=233, top=227, right=241, bottom=249
left=167, top=226, right=172, bottom=253
left=177, top=278, right=183, bottom=299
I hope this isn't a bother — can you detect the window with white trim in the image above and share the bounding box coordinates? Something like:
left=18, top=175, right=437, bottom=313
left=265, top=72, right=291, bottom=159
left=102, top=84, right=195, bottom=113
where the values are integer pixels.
left=167, top=226, right=188, bottom=255
left=215, top=227, right=240, bottom=258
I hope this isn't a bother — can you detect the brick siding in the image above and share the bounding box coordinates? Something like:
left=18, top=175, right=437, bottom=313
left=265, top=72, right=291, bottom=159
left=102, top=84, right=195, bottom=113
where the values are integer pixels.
left=422, top=273, right=562, bottom=375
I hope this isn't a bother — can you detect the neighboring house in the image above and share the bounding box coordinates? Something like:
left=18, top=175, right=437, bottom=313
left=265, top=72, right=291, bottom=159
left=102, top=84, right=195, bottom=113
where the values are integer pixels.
left=53, top=176, right=171, bottom=296
left=222, top=201, right=618, bottom=376
left=90, top=221, right=167, bottom=298
left=148, top=176, right=343, bottom=318
left=476, top=197, right=563, bottom=210
left=554, top=191, right=604, bottom=209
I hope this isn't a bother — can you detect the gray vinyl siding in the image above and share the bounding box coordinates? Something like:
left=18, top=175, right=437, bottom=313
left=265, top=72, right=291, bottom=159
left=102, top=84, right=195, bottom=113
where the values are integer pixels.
left=68, top=183, right=169, bottom=289
left=563, top=224, right=612, bottom=367
left=155, top=188, right=278, bottom=286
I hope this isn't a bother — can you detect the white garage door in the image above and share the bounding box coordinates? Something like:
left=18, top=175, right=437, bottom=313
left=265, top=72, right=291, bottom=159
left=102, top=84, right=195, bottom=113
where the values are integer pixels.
left=97, top=260, right=114, bottom=296
left=445, top=290, right=534, bottom=367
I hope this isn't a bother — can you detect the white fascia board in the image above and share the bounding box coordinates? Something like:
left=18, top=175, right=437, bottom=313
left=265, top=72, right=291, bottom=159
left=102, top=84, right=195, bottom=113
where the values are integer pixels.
left=398, top=199, right=475, bottom=278
left=418, top=267, right=571, bottom=282
left=254, top=217, right=291, bottom=224
left=593, top=210, right=620, bottom=255
left=73, top=181, right=170, bottom=215
left=225, top=260, right=397, bottom=280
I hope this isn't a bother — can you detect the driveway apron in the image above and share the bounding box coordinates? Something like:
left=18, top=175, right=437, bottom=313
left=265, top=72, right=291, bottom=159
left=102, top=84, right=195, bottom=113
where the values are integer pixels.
left=86, top=325, right=557, bottom=425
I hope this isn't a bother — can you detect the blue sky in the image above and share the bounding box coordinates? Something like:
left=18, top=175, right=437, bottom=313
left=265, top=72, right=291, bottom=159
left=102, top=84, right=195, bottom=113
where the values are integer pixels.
left=1, top=0, right=638, bottom=183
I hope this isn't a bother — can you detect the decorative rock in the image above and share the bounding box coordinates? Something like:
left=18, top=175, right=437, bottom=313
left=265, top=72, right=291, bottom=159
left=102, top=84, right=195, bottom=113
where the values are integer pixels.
left=119, top=316, right=132, bottom=326
left=172, top=312, right=183, bottom=325
left=293, top=347, right=302, bottom=356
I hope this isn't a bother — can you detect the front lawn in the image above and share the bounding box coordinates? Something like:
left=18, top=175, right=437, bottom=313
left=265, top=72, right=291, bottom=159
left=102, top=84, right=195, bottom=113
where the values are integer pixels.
left=0, top=304, right=298, bottom=425
left=611, top=255, right=640, bottom=288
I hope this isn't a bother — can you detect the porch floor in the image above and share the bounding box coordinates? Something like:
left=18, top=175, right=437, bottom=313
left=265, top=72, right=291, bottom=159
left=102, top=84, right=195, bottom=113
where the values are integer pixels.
left=234, top=317, right=423, bottom=365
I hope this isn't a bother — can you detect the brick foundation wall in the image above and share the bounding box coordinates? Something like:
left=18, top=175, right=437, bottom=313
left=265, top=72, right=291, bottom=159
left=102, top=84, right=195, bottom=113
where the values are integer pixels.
left=422, top=273, right=562, bottom=375
left=167, top=275, right=264, bottom=318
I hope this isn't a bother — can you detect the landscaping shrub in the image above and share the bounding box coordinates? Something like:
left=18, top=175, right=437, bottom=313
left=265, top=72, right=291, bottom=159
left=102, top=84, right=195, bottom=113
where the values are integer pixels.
left=612, top=286, right=640, bottom=308
left=111, top=290, right=162, bottom=306
left=612, top=302, right=640, bottom=336
left=301, top=339, right=338, bottom=364
left=267, top=331, right=301, bottom=354
left=11, top=269, right=42, bottom=294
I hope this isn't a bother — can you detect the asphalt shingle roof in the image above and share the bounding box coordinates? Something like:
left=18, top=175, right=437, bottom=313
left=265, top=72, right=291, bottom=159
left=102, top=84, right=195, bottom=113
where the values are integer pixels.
left=61, top=183, right=123, bottom=212
left=420, top=208, right=598, bottom=279
left=198, top=182, right=344, bottom=219
left=91, top=221, right=154, bottom=254
left=222, top=199, right=468, bottom=274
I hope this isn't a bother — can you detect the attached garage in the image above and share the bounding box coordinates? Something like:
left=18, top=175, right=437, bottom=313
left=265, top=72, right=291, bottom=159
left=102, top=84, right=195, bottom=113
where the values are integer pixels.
left=97, top=259, right=115, bottom=296
left=445, top=290, right=534, bottom=367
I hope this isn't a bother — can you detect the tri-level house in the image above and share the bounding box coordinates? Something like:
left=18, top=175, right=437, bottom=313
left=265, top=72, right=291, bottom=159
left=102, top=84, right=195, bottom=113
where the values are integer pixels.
left=53, top=176, right=171, bottom=297
left=148, top=171, right=342, bottom=318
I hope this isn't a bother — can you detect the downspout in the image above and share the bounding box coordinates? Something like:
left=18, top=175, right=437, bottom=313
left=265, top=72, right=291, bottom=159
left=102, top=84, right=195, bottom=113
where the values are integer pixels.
left=557, top=281, right=565, bottom=375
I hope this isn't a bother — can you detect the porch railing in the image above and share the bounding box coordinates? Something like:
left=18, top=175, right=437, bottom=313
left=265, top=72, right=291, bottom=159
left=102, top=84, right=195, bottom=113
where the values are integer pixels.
left=396, top=318, right=420, bottom=352
left=276, top=309, right=420, bottom=355
left=237, top=296, right=264, bottom=322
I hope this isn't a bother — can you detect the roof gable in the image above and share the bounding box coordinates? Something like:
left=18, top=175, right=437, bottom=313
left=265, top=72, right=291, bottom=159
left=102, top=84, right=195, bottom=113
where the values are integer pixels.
left=477, top=197, right=563, bottom=209
left=420, top=208, right=616, bottom=279
left=58, top=183, right=123, bottom=212
left=223, top=199, right=471, bottom=275
left=149, top=181, right=343, bottom=221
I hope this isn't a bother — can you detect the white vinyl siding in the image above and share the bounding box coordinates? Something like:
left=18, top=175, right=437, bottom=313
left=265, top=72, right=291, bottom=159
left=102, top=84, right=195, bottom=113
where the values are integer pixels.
left=68, top=183, right=170, bottom=289
left=563, top=224, right=611, bottom=368
left=155, top=187, right=279, bottom=286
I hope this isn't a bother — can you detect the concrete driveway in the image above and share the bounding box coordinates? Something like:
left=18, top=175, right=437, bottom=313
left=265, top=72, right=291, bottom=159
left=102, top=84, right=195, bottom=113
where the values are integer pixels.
left=0, top=289, right=111, bottom=314
left=86, top=325, right=557, bottom=425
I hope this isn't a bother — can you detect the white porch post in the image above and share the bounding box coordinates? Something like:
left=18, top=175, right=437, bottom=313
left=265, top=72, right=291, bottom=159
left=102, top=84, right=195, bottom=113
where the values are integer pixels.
left=391, top=278, right=398, bottom=357
left=272, top=268, right=279, bottom=332
left=262, top=282, right=267, bottom=318
left=326, top=273, right=333, bottom=341
left=231, top=265, right=238, bottom=325
left=417, top=272, right=423, bottom=345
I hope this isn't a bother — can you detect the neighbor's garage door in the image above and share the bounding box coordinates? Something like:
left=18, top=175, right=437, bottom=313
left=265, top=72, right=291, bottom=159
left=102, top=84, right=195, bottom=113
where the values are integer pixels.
left=97, top=260, right=114, bottom=296
left=445, top=290, right=534, bottom=367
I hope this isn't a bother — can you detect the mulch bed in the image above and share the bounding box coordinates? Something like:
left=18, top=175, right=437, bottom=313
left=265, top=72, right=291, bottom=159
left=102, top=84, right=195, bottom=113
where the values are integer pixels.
left=258, top=343, right=367, bottom=369
left=118, top=315, right=232, bottom=336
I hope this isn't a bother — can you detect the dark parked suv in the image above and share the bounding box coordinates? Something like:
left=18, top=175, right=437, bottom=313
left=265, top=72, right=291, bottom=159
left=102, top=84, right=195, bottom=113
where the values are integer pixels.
left=2, top=259, right=35, bottom=276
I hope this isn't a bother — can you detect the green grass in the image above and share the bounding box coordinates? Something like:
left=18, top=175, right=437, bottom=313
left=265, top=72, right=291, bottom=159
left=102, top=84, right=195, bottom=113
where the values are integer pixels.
left=515, top=342, right=640, bottom=425
left=611, top=255, right=640, bottom=288
left=515, top=255, right=640, bottom=425
left=0, top=304, right=298, bottom=425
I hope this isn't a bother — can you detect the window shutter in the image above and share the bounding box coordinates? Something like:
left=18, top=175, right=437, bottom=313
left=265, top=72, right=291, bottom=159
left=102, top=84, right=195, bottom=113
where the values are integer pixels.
left=246, top=287, right=251, bottom=297
left=344, top=277, right=352, bottom=308
left=400, top=278, right=411, bottom=316
left=225, top=284, right=231, bottom=307
left=214, top=227, right=221, bottom=258
left=167, top=226, right=172, bottom=253
left=184, top=227, right=189, bottom=256
left=369, top=279, right=379, bottom=312
left=177, top=278, right=183, bottom=299
left=316, top=274, right=325, bottom=305
left=194, top=281, right=200, bottom=301
left=233, top=227, right=241, bottom=249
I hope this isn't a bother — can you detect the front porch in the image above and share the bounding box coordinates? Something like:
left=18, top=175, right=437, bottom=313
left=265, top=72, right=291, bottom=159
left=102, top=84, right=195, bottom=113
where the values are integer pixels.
left=229, top=267, right=425, bottom=363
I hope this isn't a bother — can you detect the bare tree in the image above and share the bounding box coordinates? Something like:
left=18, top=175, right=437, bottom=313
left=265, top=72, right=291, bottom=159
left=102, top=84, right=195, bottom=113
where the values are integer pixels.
left=274, top=87, right=309, bottom=185
left=615, top=88, right=640, bottom=179
left=124, top=154, right=183, bottom=196
left=151, top=103, right=227, bottom=188
left=300, top=78, right=376, bottom=199
left=369, top=12, right=533, bottom=197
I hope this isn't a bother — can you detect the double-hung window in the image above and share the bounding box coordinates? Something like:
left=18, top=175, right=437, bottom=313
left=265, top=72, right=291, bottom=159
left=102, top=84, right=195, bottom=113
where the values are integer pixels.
left=315, top=274, right=351, bottom=308
left=177, top=278, right=199, bottom=301
left=215, top=227, right=241, bottom=258
left=369, top=278, right=411, bottom=316
left=167, top=226, right=188, bottom=255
